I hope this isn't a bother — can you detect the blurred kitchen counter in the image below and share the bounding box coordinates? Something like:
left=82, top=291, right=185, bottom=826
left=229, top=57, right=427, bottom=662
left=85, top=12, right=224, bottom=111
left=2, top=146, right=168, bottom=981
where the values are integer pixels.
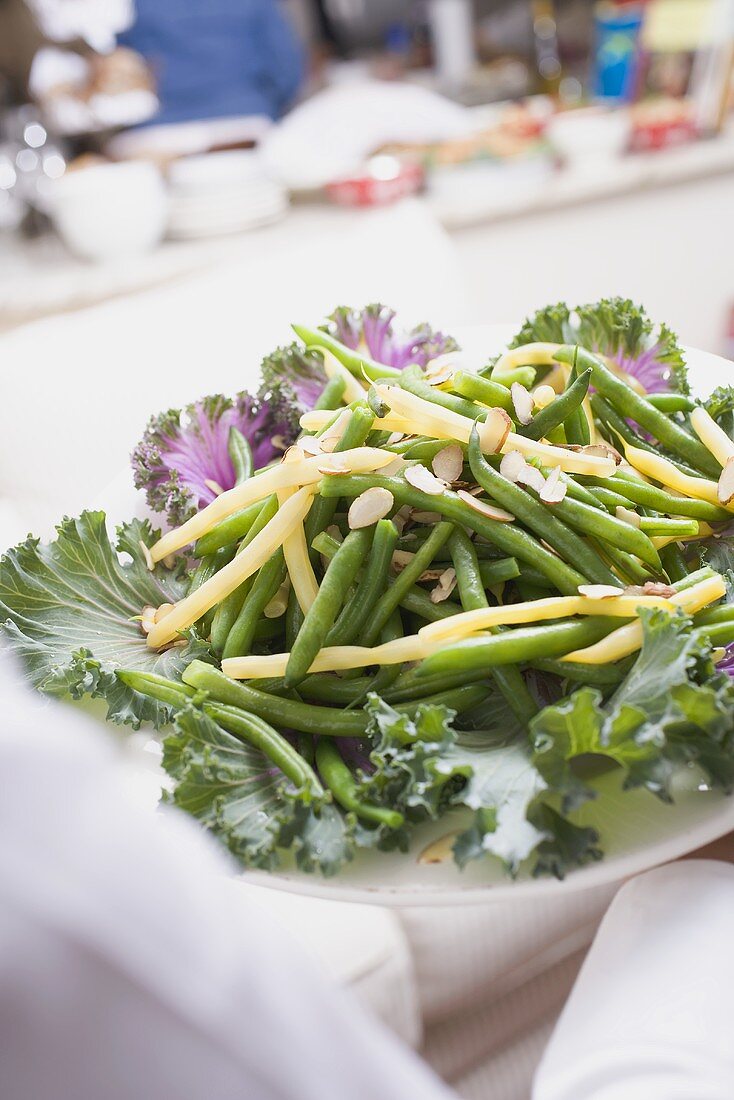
left=1, top=126, right=734, bottom=353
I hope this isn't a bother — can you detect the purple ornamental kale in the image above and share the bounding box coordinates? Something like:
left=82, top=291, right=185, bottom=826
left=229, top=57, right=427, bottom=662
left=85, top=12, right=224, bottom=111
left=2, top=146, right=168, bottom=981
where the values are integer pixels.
left=717, top=644, right=734, bottom=677
left=574, top=298, right=689, bottom=395
left=132, top=393, right=284, bottom=527
left=326, top=303, right=458, bottom=370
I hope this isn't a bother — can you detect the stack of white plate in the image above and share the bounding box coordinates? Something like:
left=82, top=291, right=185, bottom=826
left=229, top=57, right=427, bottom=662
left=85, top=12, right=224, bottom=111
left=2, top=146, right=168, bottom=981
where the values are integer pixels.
left=167, top=150, right=288, bottom=239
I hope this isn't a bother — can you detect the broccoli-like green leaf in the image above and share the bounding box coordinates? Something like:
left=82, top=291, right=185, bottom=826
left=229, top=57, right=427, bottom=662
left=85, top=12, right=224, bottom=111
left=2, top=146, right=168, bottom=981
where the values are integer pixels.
left=165, top=706, right=355, bottom=876
left=530, top=609, right=734, bottom=810
left=0, top=512, right=211, bottom=728
left=704, top=385, right=734, bottom=442
left=509, top=302, right=572, bottom=348
left=574, top=298, right=689, bottom=394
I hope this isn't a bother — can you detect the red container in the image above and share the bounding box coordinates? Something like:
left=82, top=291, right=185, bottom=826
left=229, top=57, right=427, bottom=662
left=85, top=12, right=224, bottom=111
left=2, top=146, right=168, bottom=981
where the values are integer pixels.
left=325, top=158, right=423, bottom=207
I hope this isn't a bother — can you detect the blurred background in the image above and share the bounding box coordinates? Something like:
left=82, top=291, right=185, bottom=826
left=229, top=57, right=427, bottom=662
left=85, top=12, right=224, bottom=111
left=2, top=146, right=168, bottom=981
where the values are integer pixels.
left=1, top=0, right=733, bottom=348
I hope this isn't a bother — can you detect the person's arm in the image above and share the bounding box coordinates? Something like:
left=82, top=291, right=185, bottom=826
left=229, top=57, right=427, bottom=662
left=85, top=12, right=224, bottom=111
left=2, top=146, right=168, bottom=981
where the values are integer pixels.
left=533, top=861, right=734, bottom=1100
left=0, top=655, right=454, bottom=1100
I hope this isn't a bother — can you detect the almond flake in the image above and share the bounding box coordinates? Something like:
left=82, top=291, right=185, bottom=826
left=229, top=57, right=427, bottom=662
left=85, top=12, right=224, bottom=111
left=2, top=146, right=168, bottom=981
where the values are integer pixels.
left=578, top=443, right=622, bottom=465
left=154, top=602, right=175, bottom=623
left=298, top=436, right=324, bottom=456
left=457, top=490, right=515, bottom=522
left=718, top=457, right=734, bottom=504
left=140, top=605, right=157, bottom=634
left=577, top=584, right=625, bottom=599
left=318, top=458, right=349, bottom=475
left=533, top=384, right=556, bottom=409
left=426, top=367, right=454, bottom=387
left=391, top=550, right=416, bottom=571
left=516, top=463, right=546, bottom=494
left=411, top=510, right=443, bottom=524
left=478, top=408, right=512, bottom=453
left=418, top=831, right=458, bottom=865
left=319, top=408, right=352, bottom=448
left=418, top=568, right=445, bottom=582
left=511, top=382, right=534, bottom=425
left=499, top=450, right=526, bottom=483
left=405, top=464, right=448, bottom=496
left=282, top=445, right=303, bottom=464
left=615, top=506, right=641, bottom=528
left=386, top=432, right=406, bottom=445
left=270, top=434, right=289, bottom=451
left=348, top=487, right=394, bottom=529
left=432, top=444, right=463, bottom=484
left=540, top=465, right=567, bottom=504
left=381, top=457, right=405, bottom=477
left=430, top=567, right=457, bottom=603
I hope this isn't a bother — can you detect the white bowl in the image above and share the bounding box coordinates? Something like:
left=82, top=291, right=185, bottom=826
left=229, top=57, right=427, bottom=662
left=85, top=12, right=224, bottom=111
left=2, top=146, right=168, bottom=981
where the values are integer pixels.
left=51, top=161, right=167, bottom=262
left=548, top=107, right=630, bottom=165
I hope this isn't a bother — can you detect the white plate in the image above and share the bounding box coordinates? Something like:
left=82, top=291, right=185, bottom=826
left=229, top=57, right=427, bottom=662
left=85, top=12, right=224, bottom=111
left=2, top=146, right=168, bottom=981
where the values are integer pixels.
left=103, top=326, right=734, bottom=906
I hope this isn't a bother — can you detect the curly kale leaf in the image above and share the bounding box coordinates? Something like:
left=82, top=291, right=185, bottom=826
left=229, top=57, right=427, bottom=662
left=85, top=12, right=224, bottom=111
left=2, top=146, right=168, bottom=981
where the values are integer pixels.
left=258, top=343, right=328, bottom=436
left=0, top=512, right=210, bottom=728
left=509, top=302, right=572, bottom=348
left=164, top=706, right=354, bottom=876
left=530, top=609, right=734, bottom=811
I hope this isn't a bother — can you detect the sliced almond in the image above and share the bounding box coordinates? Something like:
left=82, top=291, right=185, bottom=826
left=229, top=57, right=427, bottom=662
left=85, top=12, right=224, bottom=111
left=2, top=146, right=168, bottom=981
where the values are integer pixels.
left=391, top=549, right=416, bottom=571
left=140, top=605, right=157, bottom=634
left=432, top=444, right=464, bottom=484
left=139, top=540, right=155, bottom=572
left=282, top=445, right=303, bottom=464
left=418, top=831, right=458, bottom=865
left=516, top=463, right=546, bottom=494
left=577, top=584, right=625, bottom=599
left=381, top=457, right=405, bottom=477
left=426, top=367, right=454, bottom=387
left=411, top=510, right=443, bottom=524
left=478, top=408, right=513, bottom=453
left=533, top=384, right=556, bottom=409
left=319, top=408, right=352, bottom=447
left=499, top=450, right=526, bottom=483
left=615, top=505, right=641, bottom=528
left=298, top=435, right=324, bottom=456
left=511, top=382, right=534, bottom=426
left=457, top=490, right=515, bottom=522
left=386, top=431, right=406, bottom=445
left=348, top=487, right=394, bottom=529
left=418, top=568, right=445, bottom=582
left=718, top=457, right=734, bottom=504
left=318, top=457, right=350, bottom=475
left=539, top=464, right=567, bottom=504
left=405, top=464, right=448, bottom=496
left=430, top=567, right=457, bottom=603
left=154, top=602, right=175, bottom=623
left=577, top=443, right=622, bottom=465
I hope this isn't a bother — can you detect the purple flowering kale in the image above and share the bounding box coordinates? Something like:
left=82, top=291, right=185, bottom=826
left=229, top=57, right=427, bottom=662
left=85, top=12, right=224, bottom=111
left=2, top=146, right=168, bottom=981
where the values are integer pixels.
left=574, top=298, right=689, bottom=395
left=326, top=303, right=458, bottom=369
left=258, top=343, right=328, bottom=434
left=132, top=393, right=284, bottom=526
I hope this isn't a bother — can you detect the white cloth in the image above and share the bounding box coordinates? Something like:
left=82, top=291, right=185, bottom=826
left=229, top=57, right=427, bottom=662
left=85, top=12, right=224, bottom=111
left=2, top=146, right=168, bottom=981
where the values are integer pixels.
left=534, top=860, right=734, bottom=1100
left=0, top=655, right=451, bottom=1100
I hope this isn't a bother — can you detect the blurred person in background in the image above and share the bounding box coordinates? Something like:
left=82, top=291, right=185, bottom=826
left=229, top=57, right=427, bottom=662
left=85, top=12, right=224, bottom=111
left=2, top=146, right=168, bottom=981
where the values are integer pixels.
left=118, top=0, right=305, bottom=130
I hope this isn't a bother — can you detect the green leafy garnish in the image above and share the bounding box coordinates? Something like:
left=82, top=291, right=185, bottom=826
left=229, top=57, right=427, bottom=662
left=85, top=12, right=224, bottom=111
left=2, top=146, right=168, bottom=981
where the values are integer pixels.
left=0, top=512, right=210, bottom=728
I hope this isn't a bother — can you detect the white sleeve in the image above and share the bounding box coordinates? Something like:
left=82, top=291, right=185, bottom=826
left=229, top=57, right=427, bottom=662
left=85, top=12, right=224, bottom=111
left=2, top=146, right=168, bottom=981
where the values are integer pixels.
left=0, top=657, right=454, bottom=1100
left=533, top=860, right=734, bottom=1100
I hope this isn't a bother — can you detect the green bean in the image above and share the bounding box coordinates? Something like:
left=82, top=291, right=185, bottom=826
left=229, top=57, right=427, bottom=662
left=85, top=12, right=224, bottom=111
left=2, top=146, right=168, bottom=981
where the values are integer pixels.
left=417, top=618, right=618, bottom=678
left=400, top=587, right=462, bottom=622
left=695, top=622, right=734, bottom=647
left=638, top=517, right=699, bottom=538
left=591, top=485, right=641, bottom=511
left=695, top=603, right=734, bottom=626
left=586, top=473, right=730, bottom=523
left=521, top=369, right=591, bottom=441
left=362, top=522, right=454, bottom=645
left=467, top=429, right=617, bottom=585
left=304, top=403, right=375, bottom=554
left=285, top=587, right=305, bottom=648
left=559, top=346, right=720, bottom=477
left=658, top=542, right=688, bottom=582
left=195, top=500, right=266, bottom=556
left=287, top=528, right=373, bottom=686
left=314, top=374, right=347, bottom=411
left=209, top=495, right=278, bottom=653
left=293, top=323, right=401, bottom=381
left=328, top=520, right=398, bottom=646
left=489, top=366, right=536, bottom=388
left=674, top=566, right=716, bottom=590
left=544, top=470, right=607, bottom=511
left=315, top=741, right=404, bottom=828
left=448, top=369, right=514, bottom=413
left=590, top=539, right=654, bottom=585
left=384, top=434, right=435, bottom=455
left=319, top=473, right=587, bottom=595
left=116, top=671, right=322, bottom=793
left=562, top=358, right=591, bottom=446
left=254, top=617, right=284, bottom=641
left=228, top=426, right=253, bottom=484
left=448, top=528, right=537, bottom=725
left=183, top=662, right=492, bottom=736
left=351, top=609, right=406, bottom=702
left=187, top=546, right=234, bottom=597
left=402, top=439, right=466, bottom=463
left=222, top=549, right=286, bottom=659
left=646, top=393, right=696, bottom=413
left=529, top=656, right=626, bottom=685
left=477, top=557, right=521, bottom=587
left=523, top=479, right=663, bottom=572
left=399, top=364, right=486, bottom=421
